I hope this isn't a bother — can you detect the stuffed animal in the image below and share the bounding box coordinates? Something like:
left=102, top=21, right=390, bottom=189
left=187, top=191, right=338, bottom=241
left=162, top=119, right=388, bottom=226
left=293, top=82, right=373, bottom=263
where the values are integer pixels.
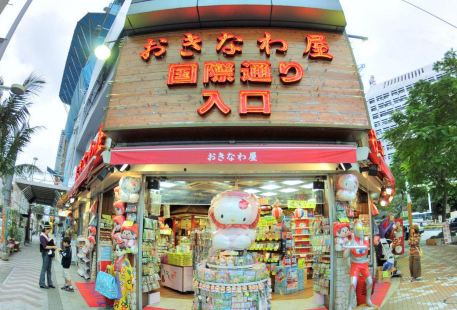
left=208, top=190, right=260, bottom=251
left=336, top=174, right=359, bottom=202
left=121, top=224, right=138, bottom=254
left=88, top=226, right=96, bottom=237
left=333, top=222, right=351, bottom=251
left=111, top=215, right=125, bottom=245
left=118, top=176, right=141, bottom=203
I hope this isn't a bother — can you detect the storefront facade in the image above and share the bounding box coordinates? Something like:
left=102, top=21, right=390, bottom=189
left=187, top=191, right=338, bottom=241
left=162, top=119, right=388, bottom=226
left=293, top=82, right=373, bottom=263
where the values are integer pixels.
left=60, top=1, right=396, bottom=309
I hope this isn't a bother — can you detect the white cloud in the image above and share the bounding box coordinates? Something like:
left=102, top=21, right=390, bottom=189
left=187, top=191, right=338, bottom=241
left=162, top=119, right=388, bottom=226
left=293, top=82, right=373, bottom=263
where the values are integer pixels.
left=0, top=0, right=111, bottom=174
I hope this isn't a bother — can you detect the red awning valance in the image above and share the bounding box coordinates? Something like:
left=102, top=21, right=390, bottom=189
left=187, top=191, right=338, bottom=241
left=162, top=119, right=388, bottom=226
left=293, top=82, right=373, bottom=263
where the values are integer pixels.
left=110, top=144, right=357, bottom=165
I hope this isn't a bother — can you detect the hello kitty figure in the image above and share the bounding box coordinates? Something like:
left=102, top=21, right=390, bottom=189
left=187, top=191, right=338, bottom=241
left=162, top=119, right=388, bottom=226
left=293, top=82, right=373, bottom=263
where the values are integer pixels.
left=336, top=174, right=359, bottom=202
left=120, top=224, right=138, bottom=254
left=118, top=176, right=141, bottom=203
left=333, top=222, right=351, bottom=251
left=208, top=190, right=260, bottom=251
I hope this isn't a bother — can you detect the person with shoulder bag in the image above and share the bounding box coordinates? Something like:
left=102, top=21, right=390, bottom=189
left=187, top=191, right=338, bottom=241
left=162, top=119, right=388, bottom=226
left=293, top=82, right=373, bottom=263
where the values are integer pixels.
left=39, top=223, right=59, bottom=289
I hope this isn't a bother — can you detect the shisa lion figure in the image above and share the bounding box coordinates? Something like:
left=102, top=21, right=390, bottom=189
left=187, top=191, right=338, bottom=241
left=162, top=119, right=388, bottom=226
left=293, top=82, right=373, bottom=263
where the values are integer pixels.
left=344, top=221, right=374, bottom=309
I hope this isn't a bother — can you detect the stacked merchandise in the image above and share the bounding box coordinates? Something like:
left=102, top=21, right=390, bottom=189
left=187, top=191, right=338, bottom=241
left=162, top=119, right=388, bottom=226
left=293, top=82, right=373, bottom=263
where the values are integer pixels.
left=142, top=217, right=161, bottom=293
left=248, top=216, right=282, bottom=265
left=158, top=226, right=173, bottom=258
left=292, top=216, right=314, bottom=277
left=311, top=215, right=331, bottom=295
left=99, top=215, right=113, bottom=241
left=76, top=236, right=91, bottom=279
left=167, top=237, right=192, bottom=266
left=191, top=229, right=212, bottom=269
left=193, top=252, right=271, bottom=310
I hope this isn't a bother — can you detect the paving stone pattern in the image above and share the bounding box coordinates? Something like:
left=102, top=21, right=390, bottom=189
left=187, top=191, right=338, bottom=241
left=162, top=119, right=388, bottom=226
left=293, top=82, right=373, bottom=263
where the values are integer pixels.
left=382, top=244, right=457, bottom=310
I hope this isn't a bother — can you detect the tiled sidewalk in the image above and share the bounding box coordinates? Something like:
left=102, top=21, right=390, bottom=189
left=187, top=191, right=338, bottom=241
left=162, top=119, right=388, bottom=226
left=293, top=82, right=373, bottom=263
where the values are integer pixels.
left=382, top=244, right=457, bottom=310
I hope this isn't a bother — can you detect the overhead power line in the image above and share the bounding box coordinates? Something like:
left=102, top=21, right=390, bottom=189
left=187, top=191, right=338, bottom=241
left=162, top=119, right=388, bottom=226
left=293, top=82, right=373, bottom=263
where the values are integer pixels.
left=400, top=0, right=457, bottom=30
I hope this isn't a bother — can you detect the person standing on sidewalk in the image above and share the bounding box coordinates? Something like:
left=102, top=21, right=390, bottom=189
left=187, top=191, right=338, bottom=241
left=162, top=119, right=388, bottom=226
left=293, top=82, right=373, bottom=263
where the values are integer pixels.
left=39, top=223, right=58, bottom=289
left=408, top=224, right=422, bottom=281
left=59, top=237, right=74, bottom=292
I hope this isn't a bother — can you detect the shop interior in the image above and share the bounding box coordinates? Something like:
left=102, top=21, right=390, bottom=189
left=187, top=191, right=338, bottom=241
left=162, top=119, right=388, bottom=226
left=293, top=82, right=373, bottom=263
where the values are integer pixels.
left=142, top=177, right=331, bottom=307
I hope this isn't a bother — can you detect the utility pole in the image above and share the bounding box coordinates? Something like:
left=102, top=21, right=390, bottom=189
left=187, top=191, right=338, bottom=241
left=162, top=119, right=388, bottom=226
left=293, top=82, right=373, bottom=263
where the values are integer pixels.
left=405, top=181, right=413, bottom=227
left=0, top=0, right=33, bottom=62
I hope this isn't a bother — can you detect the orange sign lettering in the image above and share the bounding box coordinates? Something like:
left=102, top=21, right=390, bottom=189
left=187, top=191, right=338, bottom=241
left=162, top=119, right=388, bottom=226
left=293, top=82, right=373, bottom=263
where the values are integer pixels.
left=198, top=90, right=231, bottom=115
left=257, top=32, right=288, bottom=57
left=216, top=32, right=243, bottom=57
left=203, top=61, right=235, bottom=85
left=167, top=63, right=198, bottom=86
left=140, top=38, right=168, bottom=61
left=303, top=34, right=333, bottom=61
left=239, top=90, right=271, bottom=115
left=279, top=62, right=304, bottom=84
left=180, top=33, right=202, bottom=58
left=240, top=61, right=272, bottom=83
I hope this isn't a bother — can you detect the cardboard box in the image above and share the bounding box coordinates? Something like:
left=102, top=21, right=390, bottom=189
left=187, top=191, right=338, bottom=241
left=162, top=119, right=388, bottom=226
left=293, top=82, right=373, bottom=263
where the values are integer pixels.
left=426, top=238, right=437, bottom=246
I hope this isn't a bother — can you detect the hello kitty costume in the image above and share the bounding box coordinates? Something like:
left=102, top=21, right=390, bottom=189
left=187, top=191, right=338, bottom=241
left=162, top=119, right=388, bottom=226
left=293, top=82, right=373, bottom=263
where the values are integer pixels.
left=209, top=191, right=260, bottom=251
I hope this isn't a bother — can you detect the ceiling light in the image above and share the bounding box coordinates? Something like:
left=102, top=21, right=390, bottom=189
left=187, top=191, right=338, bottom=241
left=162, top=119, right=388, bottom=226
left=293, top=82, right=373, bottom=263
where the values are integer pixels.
left=260, top=184, right=281, bottom=190
left=119, top=164, right=130, bottom=172
left=261, top=192, right=277, bottom=197
left=282, top=180, right=304, bottom=186
left=160, top=181, right=176, bottom=188
left=300, top=183, right=314, bottom=189
left=279, top=188, right=299, bottom=193
left=244, top=188, right=260, bottom=194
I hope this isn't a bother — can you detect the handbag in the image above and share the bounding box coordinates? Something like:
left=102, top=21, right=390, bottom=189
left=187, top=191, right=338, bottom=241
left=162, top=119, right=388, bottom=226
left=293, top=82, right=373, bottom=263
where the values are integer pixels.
left=95, top=271, right=122, bottom=299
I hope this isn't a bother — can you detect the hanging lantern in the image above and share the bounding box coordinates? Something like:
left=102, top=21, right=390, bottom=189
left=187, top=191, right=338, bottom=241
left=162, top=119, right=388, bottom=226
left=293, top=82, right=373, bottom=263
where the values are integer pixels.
left=294, top=208, right=305, bottom=219
left=272, top=206, right=283, bottom=219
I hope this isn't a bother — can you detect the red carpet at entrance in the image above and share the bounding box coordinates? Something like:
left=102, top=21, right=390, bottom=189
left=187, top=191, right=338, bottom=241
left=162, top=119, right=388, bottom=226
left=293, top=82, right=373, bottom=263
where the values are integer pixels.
left=371, top=281, right=391, bottom=307
left=75, top=282, right=112, bottom=307
left=143, top=307, right=172, bottom=310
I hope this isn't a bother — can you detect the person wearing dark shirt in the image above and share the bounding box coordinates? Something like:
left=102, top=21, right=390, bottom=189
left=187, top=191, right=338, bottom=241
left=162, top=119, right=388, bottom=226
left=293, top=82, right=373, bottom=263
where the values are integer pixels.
left=59, top=237, right=74, bottom=292
left=39, top=223, right=58, bottom=289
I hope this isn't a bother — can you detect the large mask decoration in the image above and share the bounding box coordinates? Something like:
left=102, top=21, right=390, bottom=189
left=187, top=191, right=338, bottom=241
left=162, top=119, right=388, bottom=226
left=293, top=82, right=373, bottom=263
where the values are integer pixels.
left=333, top=222, right=351, bottom=252
left=120, top=224, right=138, bottom=254
left=115, top=176, right=141, bottom=203
left=208, top=190, right=260, bottom=251
left=336, top=174, right=359, bottom=202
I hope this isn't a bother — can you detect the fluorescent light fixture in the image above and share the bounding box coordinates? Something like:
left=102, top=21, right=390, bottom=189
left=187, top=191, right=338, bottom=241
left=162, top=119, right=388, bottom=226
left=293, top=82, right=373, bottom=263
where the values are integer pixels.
left=119, top=164, right=129, bottom=172
left=260, top=184, right=281, bottom=190
left=282, top=180, right=304, bottom=186
left=160, top=181, right=176, bottom=188
left=261, top=192, right=277, bottom=197
left=279, top=188, right=299, bottom=193
left=300, top=183, right=314, bottom=189
left=244, top=188, right=260, bottom=194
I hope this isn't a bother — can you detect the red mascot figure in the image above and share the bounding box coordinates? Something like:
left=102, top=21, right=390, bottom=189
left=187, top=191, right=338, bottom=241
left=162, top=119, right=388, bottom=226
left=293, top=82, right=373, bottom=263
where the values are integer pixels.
left=344, top=220, right=374, bottom=309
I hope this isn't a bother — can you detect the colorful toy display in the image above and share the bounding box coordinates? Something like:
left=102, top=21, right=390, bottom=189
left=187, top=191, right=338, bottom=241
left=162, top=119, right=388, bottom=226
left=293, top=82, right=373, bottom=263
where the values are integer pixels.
left=121, top=224, right=138, bottom=254
left=333, top=222, right=350, bottom=252
left=208, top=190, right=260, bottom=251
left=343, top=221, right=374, bottom=309
left=336, top=174, right=359, bottom=202
left=293, top=208, right=305, bottom=219
left=115, top=176, right=141, bottom=203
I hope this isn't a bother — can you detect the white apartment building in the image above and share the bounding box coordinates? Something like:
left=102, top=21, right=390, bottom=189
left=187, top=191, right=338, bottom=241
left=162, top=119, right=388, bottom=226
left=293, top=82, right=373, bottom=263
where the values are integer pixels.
left=365, top=64, right=445, bottom=164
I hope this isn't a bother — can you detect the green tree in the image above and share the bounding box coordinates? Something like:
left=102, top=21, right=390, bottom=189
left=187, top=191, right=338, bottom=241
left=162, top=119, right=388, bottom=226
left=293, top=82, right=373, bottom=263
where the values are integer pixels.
left=0, top=74, right=45, bottom=210
left=384, top=50, right=457, bottom=220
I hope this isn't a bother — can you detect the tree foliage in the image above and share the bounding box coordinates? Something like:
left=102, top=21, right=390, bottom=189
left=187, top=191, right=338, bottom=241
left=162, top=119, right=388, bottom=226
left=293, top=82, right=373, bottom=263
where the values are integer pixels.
left=384, top=50, right=457, bottom=219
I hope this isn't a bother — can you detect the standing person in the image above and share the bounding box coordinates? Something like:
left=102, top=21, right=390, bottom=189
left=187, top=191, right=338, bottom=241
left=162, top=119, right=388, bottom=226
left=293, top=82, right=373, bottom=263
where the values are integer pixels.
left=59, top=237, right=74, bottom=292
left=408, top=224, right=422, bottom=281
left=39, top=223, right=58, bottom=289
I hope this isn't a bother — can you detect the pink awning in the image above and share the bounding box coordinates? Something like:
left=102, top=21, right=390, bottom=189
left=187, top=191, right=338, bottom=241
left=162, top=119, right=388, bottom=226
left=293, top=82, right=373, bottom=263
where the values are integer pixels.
left=110, top=144, right=357, bottom=165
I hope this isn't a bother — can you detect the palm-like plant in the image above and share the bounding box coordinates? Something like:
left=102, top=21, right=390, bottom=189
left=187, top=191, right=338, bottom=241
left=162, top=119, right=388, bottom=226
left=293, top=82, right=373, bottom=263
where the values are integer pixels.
left=0, top=74, right=45, bottom=209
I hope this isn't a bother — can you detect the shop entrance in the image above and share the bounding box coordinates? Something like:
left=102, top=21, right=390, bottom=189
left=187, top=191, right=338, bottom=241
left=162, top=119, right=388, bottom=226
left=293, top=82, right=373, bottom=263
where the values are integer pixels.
left=137, top=176, right=332, bottom=309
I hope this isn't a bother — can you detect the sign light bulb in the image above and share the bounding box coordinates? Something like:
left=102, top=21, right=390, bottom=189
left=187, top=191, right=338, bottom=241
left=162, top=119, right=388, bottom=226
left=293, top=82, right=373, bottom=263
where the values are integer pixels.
left=386, top=187, right=392, bottom=195
left=380, top=200, right=387, bottom=207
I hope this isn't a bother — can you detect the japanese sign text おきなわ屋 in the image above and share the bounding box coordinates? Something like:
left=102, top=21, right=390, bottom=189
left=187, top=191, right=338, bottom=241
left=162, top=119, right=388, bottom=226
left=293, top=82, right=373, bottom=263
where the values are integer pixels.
left=140, top=32, right=333, bottom=116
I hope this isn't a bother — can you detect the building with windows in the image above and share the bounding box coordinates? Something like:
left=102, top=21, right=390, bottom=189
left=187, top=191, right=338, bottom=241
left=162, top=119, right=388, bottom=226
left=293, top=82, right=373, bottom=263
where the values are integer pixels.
left=365, top=64, right=445, bottom=163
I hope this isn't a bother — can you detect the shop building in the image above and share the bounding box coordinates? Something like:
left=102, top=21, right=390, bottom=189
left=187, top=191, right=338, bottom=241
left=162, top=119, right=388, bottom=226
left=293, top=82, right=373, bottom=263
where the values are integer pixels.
left=58, top=1, right=396, bottom=309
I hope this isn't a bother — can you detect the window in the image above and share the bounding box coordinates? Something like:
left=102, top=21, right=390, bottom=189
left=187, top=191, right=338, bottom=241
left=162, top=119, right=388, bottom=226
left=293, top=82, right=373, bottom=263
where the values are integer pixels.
left=371, top=105, right=377, bottom=112
left=398, top=87, right=405, bottom=94
left=406, top=84, right=413, bottom=91
left=380, top=110, right=391, bottom=117
left=376, top=129, right=383, bottom=136
left=376, top=95, right=383, bottom=102
left=383, top=93, right=389, bottom=99
left=374, top=121, right=380, bottom=127
left=393, top=97, right=401, bottom=104
left=399, top=95, right=407, bottom=101
left=369, top=98, right=375, bottom=104
left=372, top=113, right=379, bottom=119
